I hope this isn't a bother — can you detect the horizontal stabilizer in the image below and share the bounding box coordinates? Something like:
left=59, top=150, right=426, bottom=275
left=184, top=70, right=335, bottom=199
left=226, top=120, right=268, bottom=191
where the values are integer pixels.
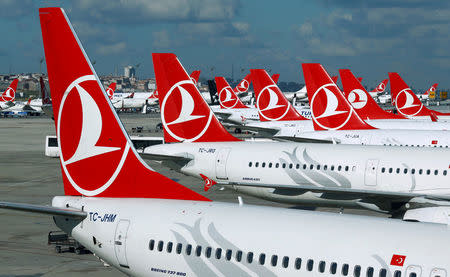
left=0, top=201, right=87, bottom=218
left=272, top=136, right=334, bottom=144
left=140, top=153, right=192, bottom=163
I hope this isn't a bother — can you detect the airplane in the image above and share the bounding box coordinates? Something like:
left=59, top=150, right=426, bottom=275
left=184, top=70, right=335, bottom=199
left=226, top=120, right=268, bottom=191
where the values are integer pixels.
left=39, top=76, right=53, bottom=117
left=3, top=8, right=450, bottom=277
left=368, top=79, right=389, bottom=98
left=0, top=79, right=18, bottom=110
left=417, top=83, right=438, bottom=101
left=144, top=52, right=450, bottom=217
left=105, top=82, right=117, bottom=100
left=389, top=72, right=450, bottom=120
left=282, top=76, right=338, bottom=103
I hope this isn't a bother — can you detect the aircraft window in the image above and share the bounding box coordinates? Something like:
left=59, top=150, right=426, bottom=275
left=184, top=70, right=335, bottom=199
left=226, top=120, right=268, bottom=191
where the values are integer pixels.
left=307, top=259, right=314, bottom=271
left=381, top=168, right=386, bottom=173
left=427, top=169, right=431, bottom=175
left=186, top=244, right=192, bottom=255
left=288, top=163, right=292, bottom=169
left=389, top=168, right=393, bottom=173
left=149, top=239, right=155, bottom=250
left=354, top=265, right=361, bottom=277
left=367, top=267, right=374, bottom=277
left=331, top=165, right=335, bottom=171
left=195, top=246, right=202, bottom=256
left=394, top=270, right=401, bottom=277
left=282, top=256, right=289, bottom=268
left=294, top=258, right=302, bottom=270
left=255, top=162, right=259, bottom=168
left=317, top=165, right=321, bottom=170
left=409, top=273, right=417, bottom=277
left=319, top=261, right=326, bottom=273
left=205, top=247, right=212, bottom=258
left=216, top=248, right=222, bottom=259
left=303, top=164, right=307, bottom=170
left=296, top=164, right=300, bottom=169
left=226, top=249, right=232, bottom=260
left=345, top=166, right=349, bottom=171
left=176, top=243, right=182, bottom=254
left=396, top=168, right=400, bottom=174
left=167, top=242, right=173, bottom=253
left=236, top=250, right=242, bottom=262
left=330, top=262, right=337, bottom=274
left=379, top=268, right=387, bottom=277
left=276, top=163, right=279, bottom=168
left=411, top=169, right=416, bottom=174
left=259, top=253, right=266, bottom=265
left=324, top=165, right=328, bottom=170
left=262, top=162, right=266, bottom=168
left=444, top=170, right=448, bottom=176
left=269, top=162, right=272, bottom=168
left=419, top=169, right=423, bottom=174
left=247, top=252, right=253, bottom=263
left=342, top=264, right=349, bottom=276
left=352, top=166, right=356, bottom=171
left=338, top=165, right=342, bottom=171
left=404, top=168, right=408, bottom=174
left=435, top=170, right=438, bottom=175
left=310, top=164, right=314, bottom=170
left=249, top=162, right=252, bottom=167
left=271, top=255, right=278, bottom=267
left=158, top=241, right=164, bottom=252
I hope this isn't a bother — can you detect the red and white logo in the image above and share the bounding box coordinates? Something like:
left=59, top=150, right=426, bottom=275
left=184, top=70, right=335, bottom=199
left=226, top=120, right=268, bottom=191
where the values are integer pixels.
left=376, top=82, right=386, bottom=92
left=390, top=254, right=406, bottom=267
left=395, top=88, right=423, bottom=116
left=219, top=86, right=239, bottom=109
left=310, top=83, right=352, bottom=130
left=2, top=87, right=15, bottom=102
left=429, top=86, right=436, bottom=92
left=105, top=87, right=114, bottom=99
left=191, top=76, right=198, bottom=86
left=256, top=85, right=289, bottom=121
left=58, top=75, right=129, bottom=196
left=236, top=79, right=249, bottom=93
left=161, top=80, right=213, bottom=142
left=347, top=89, right=367, bottom=109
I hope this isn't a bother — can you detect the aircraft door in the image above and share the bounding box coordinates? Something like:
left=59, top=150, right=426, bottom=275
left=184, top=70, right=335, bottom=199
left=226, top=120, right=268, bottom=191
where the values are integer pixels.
left=114, top=219, right=130, bottom=268
left=364, top=159, right=379, bottom=186
left=216, top=148, right=231, bottom=180
left=405, top=265, right=422, bottom=276
left=431, top=268, right=447, bottom=277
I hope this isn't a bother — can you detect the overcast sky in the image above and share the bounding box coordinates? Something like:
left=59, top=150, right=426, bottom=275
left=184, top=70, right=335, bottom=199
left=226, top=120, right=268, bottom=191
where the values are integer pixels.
left=0, top=0, right=449, bottom=90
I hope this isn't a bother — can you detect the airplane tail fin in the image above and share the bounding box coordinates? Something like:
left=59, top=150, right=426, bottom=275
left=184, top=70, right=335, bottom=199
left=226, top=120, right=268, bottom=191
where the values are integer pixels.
left=389, top=72, right=430, bottom=117
left=105, top=82, right=116, bottom=100
left=1, top=79, right=18, bottom=102
left=303, top=64, right=375, bottom=130
left=331, top=76, right=338, bottom=84
left=153, top=53, right=239, bottom=143
left=251, top=69, right=307, bottom=122
left=357, top=77, right=363, bottom=82
left=190, top=70, right=201, bottom=85
left=426, top=83, right=438, bottom=94
left=370, top=79, right=388, bottom=93
left=40, top=77, right=52, bottom=105
left=271, top=73, right=280, bottom=84
left=215, top=77, right=248, bottom=109
left=40, top=7, right=209, bottom=201
left=234, top=73, right=251, bottom=94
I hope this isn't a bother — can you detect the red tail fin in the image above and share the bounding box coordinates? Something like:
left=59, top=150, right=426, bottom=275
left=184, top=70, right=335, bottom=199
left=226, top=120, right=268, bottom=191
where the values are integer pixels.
left=303, top=64, right=375, bottom=130
left=370, top=79, right=388, bottom=93
left=426, top=83, right=438, bottom=94
left=190, top=70, right=201, bottom=85
left=105, top=82, right=116, bottom=100
left=40, top=7, right=209, bottom=201
left=40, top=77, right=52, bottom=105
left=331, top=76, right=338, bottom=84
left=389, top=72, right=432, bottom=117
left=1, top=79, right=18, bottom=103
left=339, top=69, right=406, bottom=120
left=251, top=69, right=307, bottom=121
left=153, top=53, right=239, bottom=143
left=215, top=77, right=248, bottom=109
left=357, top=77, right=363, bottom=82
left=234, top=73, right=251, bottom=94
left=271, top=73, right=280, bottom=84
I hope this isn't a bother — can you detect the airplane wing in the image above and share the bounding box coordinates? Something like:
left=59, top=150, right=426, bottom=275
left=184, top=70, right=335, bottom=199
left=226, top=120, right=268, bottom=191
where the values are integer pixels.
left=0, top=201, right=87, bottom=218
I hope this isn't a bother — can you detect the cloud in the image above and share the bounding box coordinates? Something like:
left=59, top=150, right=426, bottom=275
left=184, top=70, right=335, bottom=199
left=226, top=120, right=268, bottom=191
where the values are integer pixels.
left=152, top=30, right=171, bottom=48
left=0, top=0, right=33, bottom=17
left=96, top=41, right=126, bottom=55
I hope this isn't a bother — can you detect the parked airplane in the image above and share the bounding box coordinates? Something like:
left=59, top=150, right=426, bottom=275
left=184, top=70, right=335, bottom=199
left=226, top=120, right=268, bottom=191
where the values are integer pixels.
left=3, top=8, right=450, bottom=277
left=0, top=79, right=18, bottom=110
left=145, top=52, right=450, bottom=217
left=368, top=79, right=389, bottom=98
left=389, top=72, right=450, bottom=120
left=417, top=83, right=438, bottom=101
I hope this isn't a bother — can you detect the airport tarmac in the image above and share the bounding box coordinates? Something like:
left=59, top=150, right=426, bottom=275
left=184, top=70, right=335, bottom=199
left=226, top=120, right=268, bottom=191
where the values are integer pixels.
left=0, top=113, right=389, bottom=276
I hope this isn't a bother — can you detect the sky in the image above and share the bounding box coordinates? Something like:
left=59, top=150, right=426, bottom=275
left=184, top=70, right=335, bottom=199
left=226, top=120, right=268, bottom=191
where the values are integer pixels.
left=0, top=0, right=449, bottom=90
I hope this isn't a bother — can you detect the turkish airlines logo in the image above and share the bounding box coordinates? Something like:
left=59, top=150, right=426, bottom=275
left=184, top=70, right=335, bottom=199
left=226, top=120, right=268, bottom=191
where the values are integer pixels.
left=390, top=254, right=406, bottom=267
left=58, top=75, right=129, bottom=196
left=429, top=86, right=436, bottom=92
left=236, top=79, right=249, bottom=93
left=2, top=87, right=15, bottom=102
left=347, top=89, right=367, bottom=109
left=310, top=83, right=353, bottom=130
left=376, top=82, right=386, bottom=92
left=256, top=84, right=289, bottom=121
left=161, top=80, right=213, bottom=141
left=395, top=88, right=423, bottom=116
left=106, top=87, right=114, bottom=100
left=219, top=86, right=238, bottom=109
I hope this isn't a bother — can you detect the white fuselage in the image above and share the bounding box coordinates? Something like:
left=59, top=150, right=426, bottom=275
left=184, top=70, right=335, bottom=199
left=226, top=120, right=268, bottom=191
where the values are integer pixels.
left=145, top=141, right=450, bottom=209
left=113, top=98, right=147, bottom=109
left=53, top=196, right=450, bottom=277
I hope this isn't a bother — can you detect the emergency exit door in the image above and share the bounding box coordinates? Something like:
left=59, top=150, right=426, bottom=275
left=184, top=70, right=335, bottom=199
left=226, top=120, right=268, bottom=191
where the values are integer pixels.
left=364, top=159, right=379, bottom=186
left=215, top=148, right=231, bottom=180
